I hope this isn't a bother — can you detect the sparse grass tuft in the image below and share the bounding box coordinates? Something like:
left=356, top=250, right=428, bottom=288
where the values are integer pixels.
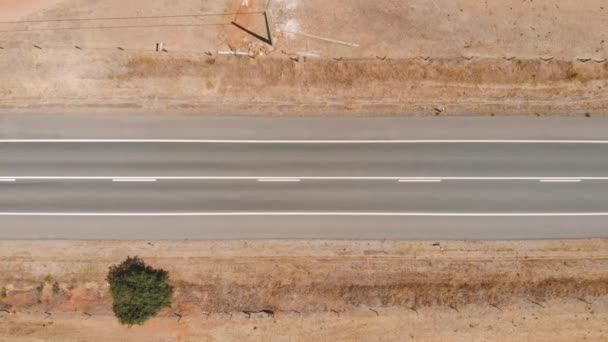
left=52, top=282, right=61, bottom=295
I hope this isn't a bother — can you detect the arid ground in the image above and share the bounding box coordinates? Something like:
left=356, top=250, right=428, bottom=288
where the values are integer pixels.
left=0, top=0, right=607, bottom=115
left=1, top=240, right=607, bottom=341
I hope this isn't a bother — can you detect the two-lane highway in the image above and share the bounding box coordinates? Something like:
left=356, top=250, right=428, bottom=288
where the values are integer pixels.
left=1, top=115, right=608, bottom=239
left=1, top=140, right=608, bottom=215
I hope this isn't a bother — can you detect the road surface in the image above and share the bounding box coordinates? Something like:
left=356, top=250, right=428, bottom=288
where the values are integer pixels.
left=1, top=114, right=608, bottom=239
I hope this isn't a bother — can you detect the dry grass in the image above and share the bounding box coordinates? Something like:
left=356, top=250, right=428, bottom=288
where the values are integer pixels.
left=121, top=55, right=608, bottom=85
left=1, top=241, right=608, bottom=315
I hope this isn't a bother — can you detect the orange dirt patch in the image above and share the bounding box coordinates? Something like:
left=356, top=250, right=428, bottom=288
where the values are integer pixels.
left=0, top=0, right=64, bottom=21
left=218, top=0, right=271, bottom=51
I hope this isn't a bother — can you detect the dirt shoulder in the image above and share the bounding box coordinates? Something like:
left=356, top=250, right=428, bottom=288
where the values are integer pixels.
left=2, top=50, right=607, bottom=116
left=0, top=239, right=607, bottom=341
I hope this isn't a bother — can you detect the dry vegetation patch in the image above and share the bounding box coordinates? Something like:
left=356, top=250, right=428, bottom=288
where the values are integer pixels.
left=0, top=240, right=607, bottom=341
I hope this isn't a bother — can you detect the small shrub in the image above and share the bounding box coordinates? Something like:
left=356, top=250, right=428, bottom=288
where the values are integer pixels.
left=52, top=282, right=61, bottom=295
left=107, top=256, right=173, bottom=325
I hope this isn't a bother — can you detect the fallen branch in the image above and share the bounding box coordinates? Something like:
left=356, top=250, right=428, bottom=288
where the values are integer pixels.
left=489, top=303, right=503, bottom=311
left=282, top=30, right=359, bottom=48
left=577, top=297, right=592, bottom=305
left=217, top=50, right=253, bottom=57
left=527, top=299, right=545, bottom=308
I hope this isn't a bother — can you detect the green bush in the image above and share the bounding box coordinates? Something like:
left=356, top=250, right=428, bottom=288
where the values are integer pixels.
left=107, top=256, right=173, bottom=325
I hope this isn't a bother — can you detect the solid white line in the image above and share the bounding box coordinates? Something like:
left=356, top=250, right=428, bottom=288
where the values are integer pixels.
left=0, top=178, right=16, bottom=182
left=539, top=179, right=581, bottom=183
left=0, top=212, right=608, bottom=216
left=0, top=176, right=607, bottom=181
left=257, top=178, right=301, bottom=182
left=2, top=139, right=608, bottom=144
left=399, top=179, right=442, bottom=183
left=112, top=178, right=157, bottom=182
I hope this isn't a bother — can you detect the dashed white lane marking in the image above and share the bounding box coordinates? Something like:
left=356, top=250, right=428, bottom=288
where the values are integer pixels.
left=257, top=178, right=301, bottom=182
left=399, top=179, right=442, bottom=183
left=0, top=176, right=605, bottom=180
left=539, top=179, right=582, bottom=183
left=112, top=178, right=158, bottom=182
left=3, top=139, right=608, bottom=144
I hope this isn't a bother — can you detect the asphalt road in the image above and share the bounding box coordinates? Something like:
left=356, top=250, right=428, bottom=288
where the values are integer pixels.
left=2, top=142, right=608, bottom=178
left=2, top=179, right=608, bottom=213
left=2, top=114, right=608, bottom=239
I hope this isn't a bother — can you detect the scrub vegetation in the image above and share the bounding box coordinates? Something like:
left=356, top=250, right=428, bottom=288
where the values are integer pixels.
left=107, top=256, right=173, bottom=325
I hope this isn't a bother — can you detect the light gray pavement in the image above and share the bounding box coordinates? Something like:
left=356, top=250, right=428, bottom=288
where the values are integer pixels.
left=3, top=114, right=608, bottom=140
left=1, top=142, right=608, bottom=177
left=2, top=180, right=608, bottom=213
left=3, top=216, right=607, bottom=240
left=1, top=114, right=608, bottom=240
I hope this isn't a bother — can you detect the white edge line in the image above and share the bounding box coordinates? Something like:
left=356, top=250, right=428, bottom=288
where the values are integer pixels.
left=112, top=178, right=157, bottom=182
left=0, top=178, right=16, bottom=182
left=1, top=176, right=607, bottom=180
left=3, top=139, right=608, bottom=144
left=1, top=212, right=608, bottom=216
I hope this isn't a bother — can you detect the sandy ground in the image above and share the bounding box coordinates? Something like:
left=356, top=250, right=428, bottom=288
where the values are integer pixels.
left=0, top=240, right=607, bottom=341
left=2, top=301, right=607, bottom=342
left=1, top=0, right=606, bottom=59
left=270, top=0, right=608, bottom=60
left=0, top=0, right=64, bottom=21
left=0, top=0, right=606, bottom=115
